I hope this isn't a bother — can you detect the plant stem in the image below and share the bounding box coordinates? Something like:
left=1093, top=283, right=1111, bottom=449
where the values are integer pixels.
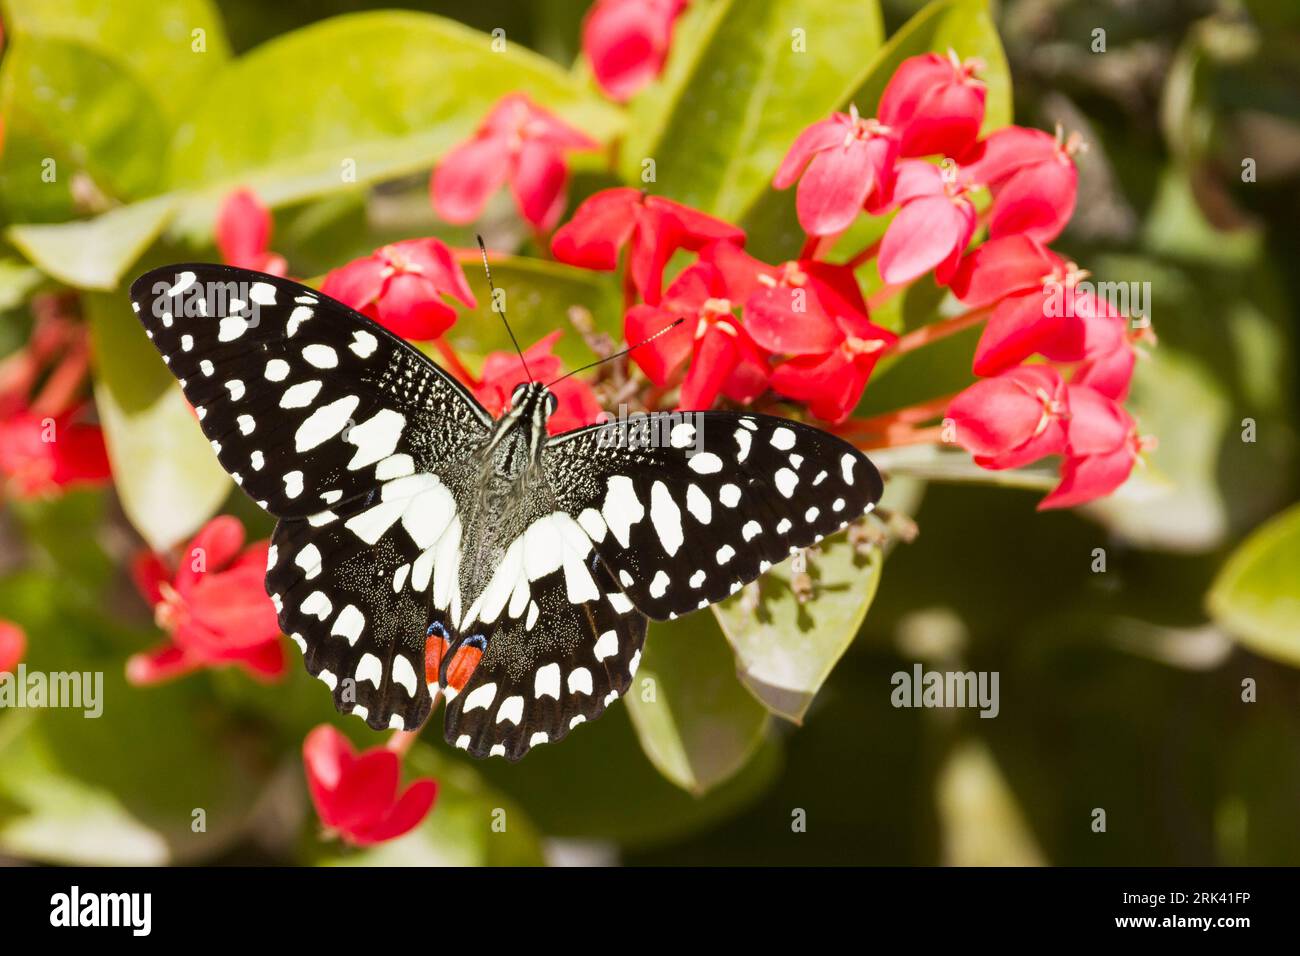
left=844, top=238, right=881, bottom=270
left=853, top=424, right=945, bottom=451
left=839, top=393, right=956, bottom=434
left=433, top=336, right=476, bottom=385
left=884, top=305, right=989, bottom=356
left=866, top=283, right=903, bottom=311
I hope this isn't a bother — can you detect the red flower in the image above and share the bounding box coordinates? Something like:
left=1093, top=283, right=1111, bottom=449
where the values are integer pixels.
left=472, top=332, right=603, bottom=435
left=431, top=93, right=598, bottom=231
left=215, top=189, right=288, bottom=276
left=962, top=125, right=1081, bottom=243
left=1039, top=385, right=1145, bottom=510
left=303, top=724, right=437, bottom=846
left=127, top=516, right=285, bottom=685
left=877, top=159, right=977, bottom=286
left=949, top=236, right=1131, bottom=383
left=320, top=239, right=476, bottom=341
left=0, top=406, right=111, bottom=498
left=0, top=620, right=25, bottom=674
left=946, top=364, right=1068, bottom=469
left=878, top=51, right=986, bottom=159
left=773, top=106, right=899, bottom=236
left=625, top=261, right=769, bottom=410
left=551, top=187, right=744, bottom=304
left=583, top=0, right=688, bottom=102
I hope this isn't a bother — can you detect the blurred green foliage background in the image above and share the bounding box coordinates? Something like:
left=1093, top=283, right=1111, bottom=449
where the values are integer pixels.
left=0, top=0, right=1297, bottom=865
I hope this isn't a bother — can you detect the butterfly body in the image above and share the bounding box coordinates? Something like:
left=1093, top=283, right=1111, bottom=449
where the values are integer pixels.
left=131, top=264, right=882, bottom=759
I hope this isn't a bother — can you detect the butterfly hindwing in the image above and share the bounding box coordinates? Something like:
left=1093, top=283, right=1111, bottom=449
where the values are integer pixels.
left=543, top=411, right=883, bottom=619
left=443, top=559, right=646, bottom=760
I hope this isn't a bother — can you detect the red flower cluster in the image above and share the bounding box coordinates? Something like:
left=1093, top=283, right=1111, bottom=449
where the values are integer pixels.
left=321, top=238, right=477, bottom=341
left=303, top=725, right=437, bottom=846
left=432, top=94, right=598, bottom=231
left=0, top=299, right=111, bottom=498
left=128, top=516, right=285, bottom=684
left=582, top=0, right=689, bottom=102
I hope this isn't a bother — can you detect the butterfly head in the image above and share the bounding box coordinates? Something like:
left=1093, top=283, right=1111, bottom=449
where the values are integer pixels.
left=508, top=381, right=558, bottom=423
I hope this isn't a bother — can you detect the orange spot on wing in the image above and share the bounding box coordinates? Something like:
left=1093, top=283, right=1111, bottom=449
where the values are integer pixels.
left=445, top=645, right=483, bottom=693
left=425, top=635, right=449, bottom=686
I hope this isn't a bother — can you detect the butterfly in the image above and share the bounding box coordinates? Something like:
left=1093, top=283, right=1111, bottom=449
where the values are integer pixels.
left=130, top=262, right=883, bottom=760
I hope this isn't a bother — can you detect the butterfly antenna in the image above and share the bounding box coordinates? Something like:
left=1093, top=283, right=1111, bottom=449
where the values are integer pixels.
left=548, top=318, right=686, bottom=387
left=477, top=235, right=532, bottom=382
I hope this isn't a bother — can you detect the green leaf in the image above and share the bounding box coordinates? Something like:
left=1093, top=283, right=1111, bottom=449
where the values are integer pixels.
left=165, top=11, right=623, bottom=241
left=1082, top=346, right=1230, bottom=551
left=0, top=36, right=171, bottom=222
left=742, top=0, right=1012, bottom=259
left=0, top=0, right=231, bottom=119
left=936, top=738, right=1046, bottom=865
left=0, top=573, right=272, bottom=864
left=315, top=743, right=545, bottom=866
left=1207, top=504, right=1300, bottom=667
left=625, top=613, right=769, bottom=794
left=7, top=195, right=176, bottom=290
left=448, top=253, right=623, bottom=370
left=713, top=533, right=882, bottom=723
left=0, top=257, right=45, bottom=310
left=624, top=0, right=884, bottom=222
left=86, top=290, right=230, bottom=551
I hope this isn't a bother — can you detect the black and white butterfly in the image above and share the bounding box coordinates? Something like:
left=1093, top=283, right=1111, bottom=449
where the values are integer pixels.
left=130, top=263, right=883, bottom=760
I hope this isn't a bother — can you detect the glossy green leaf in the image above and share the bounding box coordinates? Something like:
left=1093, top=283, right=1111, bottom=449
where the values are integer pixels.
left=165, top=11, right=623, bottom=241
left=0, top=37, right=171, bottom=223
left=316, top=743, right=545, bottom=866
left=0, top=257, right=45, bottom=310
left=0, top=0, right=230, bottom=118
left=743, top=0, right=1012, bottom=259
left=713, top=533, right=882, bottom=723
left=1207, top=504, right=1300, bottom=667
left=7, top=195, right=177, bottom=290
left=448, top=253, right=623, bottom=370
left=624, top=0, right=884, bottom=221
left=0, top=574, right=270, bottom=864
left=625, top=612, right=769, bottom=794
left=86, top=290, right=231, bottom=551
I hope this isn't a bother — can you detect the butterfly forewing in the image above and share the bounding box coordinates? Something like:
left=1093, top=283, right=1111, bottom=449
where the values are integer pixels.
left=129, top=264, right=491, bottom=518
left=543, top=412, right=883, bottom=620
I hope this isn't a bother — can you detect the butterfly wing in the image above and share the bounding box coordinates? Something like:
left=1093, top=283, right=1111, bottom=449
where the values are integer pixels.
left=443, top=557, right=646, bottom=760
left=131, top=264, right=492, bottom=730
left=542, top=411, right=883, bottom=619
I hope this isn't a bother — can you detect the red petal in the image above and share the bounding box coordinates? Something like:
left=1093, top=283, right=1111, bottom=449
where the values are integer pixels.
left=321, top=256, right=386, bottom=311
left=376, top=274, right=458, bottom=340
left=430, top=135, right=511, bottom=224
left=548, top=377, right=604, bottom=434
left=794, top=138, right=876, bottom=236
left=897, top=80, right=985, bottom=158
left=770, top=349, right=862, bottom=422
left=303, top=725, right=355, bottom=826
left=509, top=141, right=568, bottom=230
left=972, top=291, right=1058, bottom=376
left=551, top=187, right=641, bottom=271
left=878, top=195, right=967, bottom=284
left=583, top=0, right=683, bottom=102
left=1063, top=384, right=1132, bottom=457
left=948, top=235, right=1057, bottom=307
left=0, top=620, right=26, bottom=674
left=744, top=287, right=842, bottom=354
left=175, top=516, right=245, bottom=594
left=946, top=365, right=1064, bottom=462
left=699, top=240, right=775, bottom=301
left=678, top=324, right=737, bottom=411
left=330, top=748, right=401, bottom=834
left=125, top=643, right=204, bottom=686
left=961, top=126, right=1058, bottom=187
left=625, top=304, right=690, bottom=384
left=130, top=550, right=170, bottom=606
left=987, top=159, right=1077, bottom=244
left=394, top=239, right=476, bottom=309
left=352, top=778, right=438, bottom=845
left=773, top=115, right=848, bottom=189
left=215, top=189, right=273, bottom=269
left=1038, top=446, right=1136, bottom=510
left=1073, top=343, right=1136, bottom=402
